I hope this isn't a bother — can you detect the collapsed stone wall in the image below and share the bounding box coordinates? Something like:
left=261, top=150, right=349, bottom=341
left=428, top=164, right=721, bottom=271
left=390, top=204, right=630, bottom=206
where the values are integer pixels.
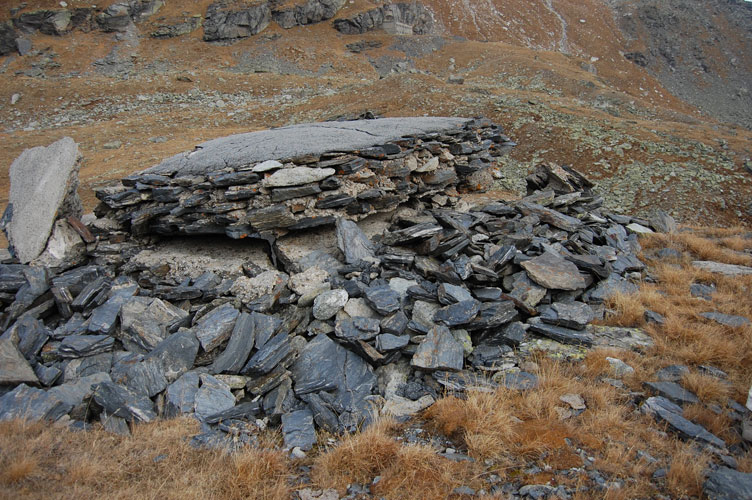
left=94, top=118, right=515, bottom=254
left=8, top=120, right=737, bottom=462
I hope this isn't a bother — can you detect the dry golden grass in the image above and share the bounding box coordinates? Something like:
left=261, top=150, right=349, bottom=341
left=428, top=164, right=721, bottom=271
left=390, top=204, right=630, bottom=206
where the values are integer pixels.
left=666, top=442, right=711, bottom=498
left=0, top=417, right=292, bottom=500
left=311, top=418, right=401, bottom=491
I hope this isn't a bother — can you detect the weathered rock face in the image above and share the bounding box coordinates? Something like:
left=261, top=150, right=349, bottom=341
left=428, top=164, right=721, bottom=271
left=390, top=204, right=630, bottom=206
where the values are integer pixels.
left=333, top=2, right=434, bottom=35
left=0, top=21, right=18, bottom=56
left=271, top=0, right=346, bottom=29
left=1, top=137, right=82, bottom=264
left=94, top=118, right=511, bottom=245
left=203, top=0, right=272, bottom=41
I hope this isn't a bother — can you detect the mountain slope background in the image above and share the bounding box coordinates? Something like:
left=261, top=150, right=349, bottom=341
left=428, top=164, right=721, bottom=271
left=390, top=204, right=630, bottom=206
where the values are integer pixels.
left=1, top=0, right=751, bottom=226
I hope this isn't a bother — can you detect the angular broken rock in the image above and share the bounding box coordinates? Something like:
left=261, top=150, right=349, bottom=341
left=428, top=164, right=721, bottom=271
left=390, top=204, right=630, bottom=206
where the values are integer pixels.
left=193, top=303, right=239, bottom=352
left=521, top=252, right=587, bottom=290
left=262, top=166, right=335, bottom=187
left=364, top=285, right=401, bottom=315
left=165, top=371, right=200, bottom=416
left=703, top=467, right=752, bottom=500
left=643, top=381, right=699, bottom=406
left=642, top=396, right=725, bottom=449
left=93, top=381, right=157, bottom=423
left=291, top=334, right=375, bottom=432
left=312, top=289, right=349, bottom=320
left=411, top=325, right=464, bottom=371
left=0, top=336, right=39, bottom=385
left=528, top=317, right=593, bottom=347
left=194, top=374, right=235, bottom=421
left=1, top=137, right=81, bottom=263
left=145, top=329, right=200, bottom=382
left=336, top=218, right=376, bottom=265
left=282, top=408, right=316, bottom=451
left=540, top=302, right=594, bottom=330
left=692, top=261, right=752, bottom=276
left=211, top=312, right=256, bottom=374
left=0, top=384, right=71, bottom=422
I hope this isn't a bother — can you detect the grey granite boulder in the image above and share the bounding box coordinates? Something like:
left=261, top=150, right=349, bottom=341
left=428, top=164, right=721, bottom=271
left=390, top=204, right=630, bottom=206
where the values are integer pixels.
left=1, top=137, right=81, bottom=263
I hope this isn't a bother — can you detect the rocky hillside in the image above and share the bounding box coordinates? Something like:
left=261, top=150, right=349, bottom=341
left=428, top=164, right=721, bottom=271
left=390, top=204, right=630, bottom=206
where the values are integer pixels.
left=0, top=0, right=751, bottom=228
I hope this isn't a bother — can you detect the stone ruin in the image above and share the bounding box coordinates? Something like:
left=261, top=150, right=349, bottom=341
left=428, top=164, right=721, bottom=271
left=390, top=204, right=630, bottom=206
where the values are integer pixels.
left=0, top=117, right=684, bottom=453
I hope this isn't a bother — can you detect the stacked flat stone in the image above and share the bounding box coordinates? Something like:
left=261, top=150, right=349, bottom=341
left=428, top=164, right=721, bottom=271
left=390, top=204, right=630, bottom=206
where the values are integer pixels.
left=93, top=118, right=515, bottom=239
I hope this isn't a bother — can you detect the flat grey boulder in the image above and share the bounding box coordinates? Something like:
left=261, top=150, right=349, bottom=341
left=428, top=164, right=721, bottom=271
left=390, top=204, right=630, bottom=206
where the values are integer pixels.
left=1, top=137, right=81, bottom=263
left=521, top=252, right=587, bottom=290
left=0, top=384, right=71, bottom=422
left=411, top=325, right=464, bottom=371
left=692, top=260, right=752, bottom=276
left=282, top=408, right=316, bottom=451
left=704, top=467, right=752, bottom=500
left=144, top=118, right=471, bottom=176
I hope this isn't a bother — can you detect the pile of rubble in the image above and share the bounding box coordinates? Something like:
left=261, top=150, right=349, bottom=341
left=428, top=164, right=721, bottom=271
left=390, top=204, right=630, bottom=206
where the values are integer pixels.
left=0, top=118, right=685, bottom=454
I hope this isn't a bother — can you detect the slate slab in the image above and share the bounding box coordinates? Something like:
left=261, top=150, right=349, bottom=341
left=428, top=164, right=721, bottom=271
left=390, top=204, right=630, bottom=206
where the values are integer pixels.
left=282, top=408, right=316, bottom=451
left=643, top=381, right=699, bottom=406
left=642, top=396, right=725, bottom=449
left=692, top=261, right=752, bottom=276
left=364, top=285, right=401, bottom=315
left=291, top=334, right=375, bottom=432
left=145, top=329, right=200, bottom=382
left=700, top=311, right=750, bottom=328
left=528, top=317, right=593, bottom=347
left=521, top=252, right=587, bottom=290
left=165, top=371, right=200, bottom=416
left=540, top=302, right=593, bottom=330
left=0, top=336, right=39, bottom=385
left=704, top=467, right=752, bottom=500
left=93, top=381, right=157, bottom=423
left=144, top=118, right=471, bottom=176
left=336, top=218, right=376, bottom=265
left=0, top=384, right=71, bottom=422
left=194, top=374, right=236, bottom=421
left=193, top=303, right=239, bottom=352
left=211, top=312, right=256, bottom=374
left=1, top=137, right=81, bottom=263
left=411, top=325, right=464, bottom=371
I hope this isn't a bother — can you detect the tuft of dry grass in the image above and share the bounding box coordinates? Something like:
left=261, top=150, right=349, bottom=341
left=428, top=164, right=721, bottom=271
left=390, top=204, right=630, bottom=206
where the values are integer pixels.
left=311, top=418, right=401, bottom=491
left=666, top=442, right=711, bottom=498
left=681, top=372, right=732, bottom=404
left=0, top=417, right=293, bottom=500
